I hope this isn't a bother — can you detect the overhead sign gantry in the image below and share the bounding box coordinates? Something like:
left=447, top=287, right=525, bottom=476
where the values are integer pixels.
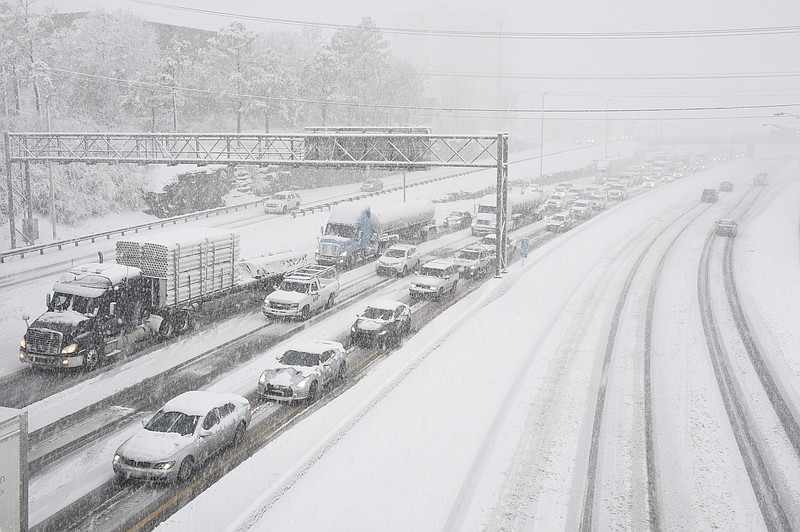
left=3, top=129, right=510, bottom=273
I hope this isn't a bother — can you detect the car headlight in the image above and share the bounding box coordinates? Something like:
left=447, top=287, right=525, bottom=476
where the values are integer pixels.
left=290, top=303, right=299, bottom=310
left=20, top=336, right=26, bottom=349
left=296, top=376, right=312, bottom=389
left=259, top=371, right=267, bottom=384
left=340, top=251, right=348, bottom=257
left=113, top=453, right=123, bottom=464
left=154, top=461, right=175, bottom=470
left=409, top=283, right=417, bottom=289
left=351, top=326, right=357, bottom=333
left=262, top=300, right=271, bottom=308
left=378, top=330, right=388, bottom=336
left=61, top=343, right=78, bottom=355
left=431, top=285, right=439, bottom=291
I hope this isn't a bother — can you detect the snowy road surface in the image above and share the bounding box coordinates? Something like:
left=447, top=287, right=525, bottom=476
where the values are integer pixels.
left=154, top=159, right=800, bottom=531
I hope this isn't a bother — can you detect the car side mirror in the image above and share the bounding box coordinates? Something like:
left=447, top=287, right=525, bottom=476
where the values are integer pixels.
left=199, top=429, right=210, bottom=438
left=46, top=293, right=51, bottom=308
left=22, top=313, right=30, bottom=321
left=141, top=418, right=148, bottom=427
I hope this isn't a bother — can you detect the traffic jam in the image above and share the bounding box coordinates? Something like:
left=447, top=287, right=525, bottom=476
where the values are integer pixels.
left=14, top=152, right=715, bottom=527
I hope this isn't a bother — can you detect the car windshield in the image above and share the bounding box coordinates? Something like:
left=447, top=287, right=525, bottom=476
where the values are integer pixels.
left=552, top=216, right=566, bottom=222
left=279, top=280, right=309, bottom=293
left=279, top=350, right=321, bottom=367
left=575, top=202, right=589, bottom=208
left=362, top=306, right=394, bottom=320
left=477, top=205, right=496, bottom=214
left=50, top=292, right=101, bottom=315
left=145, top=410, right=199, bottom=436
left=385, top=249, right=406, bottom=258
left=325, top=223, right=356, bottom=239
left=274, top=194, right=287, bottom=200
left=457, top=250, right=480, bottom=260
left=420, top=267, right=446, bottom=278
left=447, top=212, right=462, bottom=218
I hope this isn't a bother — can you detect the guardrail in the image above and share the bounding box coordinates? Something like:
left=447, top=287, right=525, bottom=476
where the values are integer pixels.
left=1, top=168, right=484, bottom=263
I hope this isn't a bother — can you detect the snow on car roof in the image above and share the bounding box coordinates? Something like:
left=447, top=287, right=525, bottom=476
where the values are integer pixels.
left=421, top=259, right=455, bottom=269
left=282, top=340, right=345, bottom=355
left=365, top=300, right=404, bottom=311
left=163, top=391, right=248, bottom=416
left=387, top=243, right=414, bottom=251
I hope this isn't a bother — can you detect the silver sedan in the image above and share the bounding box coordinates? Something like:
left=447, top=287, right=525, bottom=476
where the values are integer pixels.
left=112, top=391, right=251, bottom=482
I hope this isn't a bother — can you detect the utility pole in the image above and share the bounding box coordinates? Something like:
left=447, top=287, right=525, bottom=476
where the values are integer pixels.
left=538, top=92, right=548, bottom=187
left=46, top=97, right=56, bottom=239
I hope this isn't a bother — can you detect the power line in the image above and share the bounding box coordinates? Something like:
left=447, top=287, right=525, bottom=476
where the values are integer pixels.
left=124, top=0, right=800, bottom=41
left=46, top=66, right=800, bottom=115
left=419, top=70, right=800, bottom=81
left=428, top=86, right=800, bottom=99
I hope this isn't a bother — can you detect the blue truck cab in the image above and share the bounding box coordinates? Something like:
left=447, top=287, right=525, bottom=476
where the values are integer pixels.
left=316, top=204, right=375, bottom=267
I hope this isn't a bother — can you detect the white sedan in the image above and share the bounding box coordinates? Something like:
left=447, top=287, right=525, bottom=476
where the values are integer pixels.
left=258, top=341, right=347, bottom=402
left=113, top=391, right=251, bottom=482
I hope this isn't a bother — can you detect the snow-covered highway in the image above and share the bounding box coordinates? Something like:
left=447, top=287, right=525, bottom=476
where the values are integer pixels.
left=144, top=157, right=800, bottom=532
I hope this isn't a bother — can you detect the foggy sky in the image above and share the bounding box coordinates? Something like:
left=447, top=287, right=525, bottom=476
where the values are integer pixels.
left=52, top=0, right=800, bottom=140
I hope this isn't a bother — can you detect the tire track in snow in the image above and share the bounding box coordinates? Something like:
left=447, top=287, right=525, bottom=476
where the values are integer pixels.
left=577, top=202, right=704, bottom=532
left=696, top=186, right=793, bottom=531
left=643, top=207, right=713, bottom=531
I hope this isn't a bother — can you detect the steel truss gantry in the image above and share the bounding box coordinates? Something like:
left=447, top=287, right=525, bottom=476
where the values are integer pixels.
left=3, top=131, right=510, bottom=273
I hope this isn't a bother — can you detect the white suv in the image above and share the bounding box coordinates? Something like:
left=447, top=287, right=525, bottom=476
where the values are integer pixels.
left=409, top=259, right=460, bottom=301
left=375, top=244, right=421, bottom=276
left=263, top=191, right=301, bottom=214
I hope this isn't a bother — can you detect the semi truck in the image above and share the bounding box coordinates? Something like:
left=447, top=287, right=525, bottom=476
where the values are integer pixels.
left=19, top=228, right=291, bottom=371
left=315, top=200, right=436, bottom=268
left=470, top=190, right=543, bottom=236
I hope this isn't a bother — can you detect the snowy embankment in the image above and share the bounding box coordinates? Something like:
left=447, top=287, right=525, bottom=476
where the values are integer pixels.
left=156, top=159, right=784, bottom=531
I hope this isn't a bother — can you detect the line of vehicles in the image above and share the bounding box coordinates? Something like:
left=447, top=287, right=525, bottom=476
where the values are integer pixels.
left=18, top=150, right=717, bottom=374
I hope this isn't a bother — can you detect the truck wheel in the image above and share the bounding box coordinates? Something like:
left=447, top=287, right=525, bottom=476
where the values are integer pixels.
left=158, top=317, right=175, bottom=340
left=301, top=305, right=311, bottom=321
left=83, top=346, right=102, bottom=372
left=325, top=294, right=335, bottom=310
left=175, top=312, right=191, bottom=335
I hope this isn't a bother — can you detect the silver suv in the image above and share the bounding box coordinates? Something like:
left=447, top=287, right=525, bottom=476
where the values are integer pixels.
left=375, top=244, right=421, bottom=276
left=409, top=259, right=460, bottom=301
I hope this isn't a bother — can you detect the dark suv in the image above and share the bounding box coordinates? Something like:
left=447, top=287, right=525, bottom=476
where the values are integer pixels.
left=350, top=300, right=412, bottom=348
left=701, top=189, right=719, bottom=203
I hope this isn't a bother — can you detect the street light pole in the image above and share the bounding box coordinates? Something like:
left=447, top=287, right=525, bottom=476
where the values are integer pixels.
left=538, top=91, right=548, bottom=187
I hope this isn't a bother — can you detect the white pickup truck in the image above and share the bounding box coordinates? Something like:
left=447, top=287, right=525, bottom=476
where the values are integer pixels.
left=262, top=265, right=339, bottom=320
